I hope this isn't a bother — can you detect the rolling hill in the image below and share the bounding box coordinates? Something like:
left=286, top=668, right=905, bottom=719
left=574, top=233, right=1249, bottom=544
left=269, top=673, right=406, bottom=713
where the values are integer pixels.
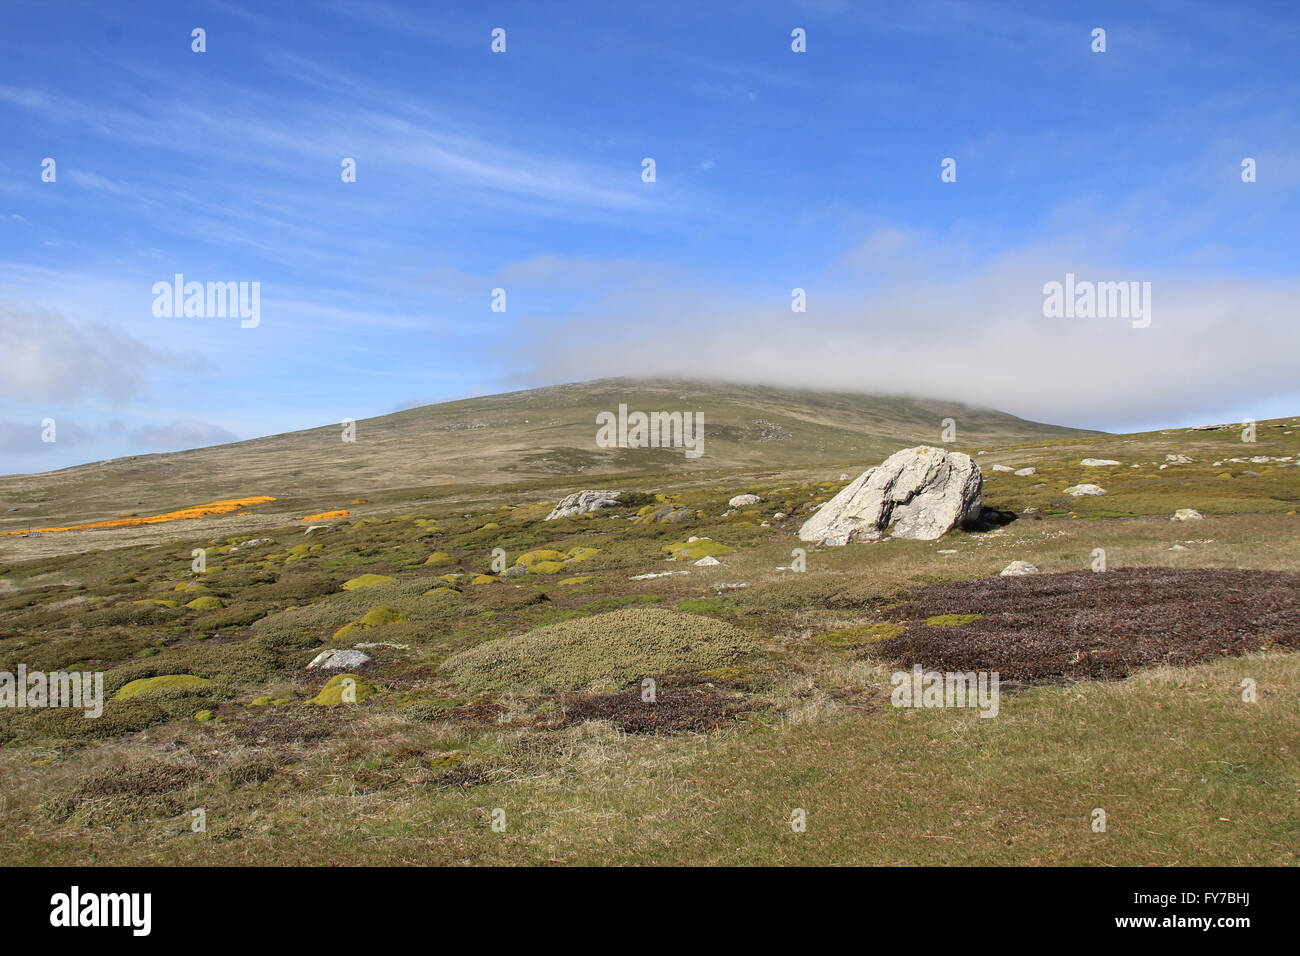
left=0, top=378, right=1097, bottom=547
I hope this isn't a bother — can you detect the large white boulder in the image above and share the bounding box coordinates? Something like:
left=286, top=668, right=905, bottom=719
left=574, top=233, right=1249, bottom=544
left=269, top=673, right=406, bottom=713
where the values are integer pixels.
left=545, top=490, right=623, bottom=520
left=1064, top=483, right=1106, bottom=496
left=728, top=494, right=762, bottom=508
left=797, top=446, right=982, bottom=545
left=308, top=649, right=373, bottom=670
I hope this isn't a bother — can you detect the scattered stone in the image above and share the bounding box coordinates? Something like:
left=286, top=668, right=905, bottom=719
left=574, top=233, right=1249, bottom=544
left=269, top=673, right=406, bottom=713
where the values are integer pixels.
left=1081, top=458, right=1120, bottom=467
left=1064, top=483, right=1106, bottom=496
left=1171, top=508, right=1204, bottom=521
left=308, top=649, right=374, bottom=670
left=694, top=555, right=721, bottom=566
left=991, top=464, right=1013, bottom=473
left=1165, top=454, right=1193, bottom=464
left=728, top=494, right=762, bottom=507
left=1013, top=467, right=1036, bottom=477
left=1000, top=560, right=1039, bottom=576
left=629, top=570, right=690, bottom=580
left=1169, top=544, right=1188, bottom=551
left=545, top=490, right=623, bottom=520
left=798, top=446, right=982, bottom=545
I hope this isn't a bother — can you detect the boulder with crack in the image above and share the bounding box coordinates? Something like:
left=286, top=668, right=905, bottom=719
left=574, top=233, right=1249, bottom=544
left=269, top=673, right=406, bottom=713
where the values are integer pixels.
left=797, top=446, right=982, bottom=545
left=545, top=490, right=624, bottom=520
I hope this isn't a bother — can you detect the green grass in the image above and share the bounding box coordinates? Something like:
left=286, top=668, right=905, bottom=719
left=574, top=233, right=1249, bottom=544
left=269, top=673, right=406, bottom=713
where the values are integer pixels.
left=0, top=404, right=1296, bottom=864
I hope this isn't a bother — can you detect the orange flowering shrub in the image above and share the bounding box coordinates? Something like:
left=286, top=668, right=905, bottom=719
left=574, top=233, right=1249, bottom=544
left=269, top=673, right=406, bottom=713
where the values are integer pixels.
left=0, top=497, right=276, bottom=537
left=301, top=510, right=350, bottom=522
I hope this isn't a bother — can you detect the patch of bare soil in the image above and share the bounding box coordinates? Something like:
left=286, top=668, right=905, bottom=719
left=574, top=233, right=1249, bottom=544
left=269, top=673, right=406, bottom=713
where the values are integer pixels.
left=565, top=675, right=750, bottom=734
left=887, top=567, right=1300, bottom=682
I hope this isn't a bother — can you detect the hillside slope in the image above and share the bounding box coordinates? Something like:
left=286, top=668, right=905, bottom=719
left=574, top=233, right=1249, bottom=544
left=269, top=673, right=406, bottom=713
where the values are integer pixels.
left=0, top=378, right=1096, bottom=539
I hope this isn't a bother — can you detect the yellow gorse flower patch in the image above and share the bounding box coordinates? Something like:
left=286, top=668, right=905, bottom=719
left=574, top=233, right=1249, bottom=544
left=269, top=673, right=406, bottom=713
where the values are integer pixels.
left=301, top=510, right=350, bottom=522
left=0, top=497, right=276, bottom=536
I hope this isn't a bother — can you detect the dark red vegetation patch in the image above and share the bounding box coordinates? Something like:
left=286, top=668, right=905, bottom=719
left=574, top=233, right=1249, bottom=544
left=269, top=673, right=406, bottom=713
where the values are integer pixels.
left=566, top=675, right=750, bottom=734
left=888, top=568, right=1300, bottom=682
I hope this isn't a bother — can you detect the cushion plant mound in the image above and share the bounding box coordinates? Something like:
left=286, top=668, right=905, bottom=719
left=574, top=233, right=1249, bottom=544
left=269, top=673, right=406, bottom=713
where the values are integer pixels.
left=359, top=606, right=406, bottom=627
left=185, top=596, right=223, bottom=610
left=663, top=538, right=737, bottom=561
left=113, top=674, right=215, bottom=701
left=565, top=546, right=601, bottom=562
left=517, top=549, right=567, bottom=568
left=557, top=575, right=595, bottom=587
left=332, top=621, right=366, bottom=640
left=341, top=573, right=396, bottom=590
left=423, top=552, right=453, bottom=567
left=310, top=673, right=380, bottom=706
left=816, top=622, right=903, bottom=647
left=633, top=505, right=700, bottom=525
left=442, top=606, right=758, bottom=693
left=471, top=574, right=498, bottom=585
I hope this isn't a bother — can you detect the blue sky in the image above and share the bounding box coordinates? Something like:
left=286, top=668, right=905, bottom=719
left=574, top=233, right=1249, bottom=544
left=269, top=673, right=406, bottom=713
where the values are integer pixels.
left=2, top=0, right=1299, bottom=474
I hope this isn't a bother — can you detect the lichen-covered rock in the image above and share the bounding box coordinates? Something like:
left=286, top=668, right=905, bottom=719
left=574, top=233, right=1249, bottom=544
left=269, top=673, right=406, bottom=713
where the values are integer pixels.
left=1064, top=483, right=1106, bottom=496
left=1014, top=467, right=1037, bottom=476
left=1081, top=458, right=1120, bottom=467
left=999, top=561, right=1040, bottom=576
left=307, top=648, right=374, bottom=670
left=1171, top=508, right=1204, bottom=521
left=798, top=446, right=982, bottom=545
left=545, top=490, right=623, bottom=520
left=728, top=494, right=762, bottom=507
left=634, top=504, right=700, bottom=525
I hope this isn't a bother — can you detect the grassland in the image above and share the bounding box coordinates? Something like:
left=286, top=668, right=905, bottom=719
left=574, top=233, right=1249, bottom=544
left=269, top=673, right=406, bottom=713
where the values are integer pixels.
left=0, top=383, right=1296, bottom=866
